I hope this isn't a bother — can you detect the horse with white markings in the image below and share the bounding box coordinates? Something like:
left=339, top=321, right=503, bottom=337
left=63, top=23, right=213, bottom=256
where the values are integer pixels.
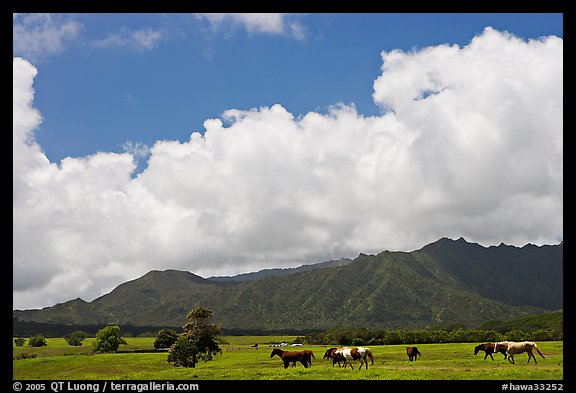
left=335, top=347, right=375, bottom=370
left=494, top=341, right=545, bottom=364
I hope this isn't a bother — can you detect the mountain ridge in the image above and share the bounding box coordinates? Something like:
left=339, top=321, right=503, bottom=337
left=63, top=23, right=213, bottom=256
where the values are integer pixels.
left=13, top=237, right=563, bottom=330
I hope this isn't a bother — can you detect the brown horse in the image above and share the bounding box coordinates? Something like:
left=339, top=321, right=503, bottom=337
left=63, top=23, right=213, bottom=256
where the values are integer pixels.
left=495, top=341, right=545, bottom=364
left=474, top=342, right=507, bottom=361
left=406, top=346, right=422, bottom=361
left=323, top=347, right=344, bottom=367
left=270, top=348, right=314, bottom=368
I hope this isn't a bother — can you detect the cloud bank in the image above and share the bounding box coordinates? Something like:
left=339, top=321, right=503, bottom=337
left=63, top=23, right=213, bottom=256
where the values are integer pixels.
left=13, top=28, right=563, bottom=309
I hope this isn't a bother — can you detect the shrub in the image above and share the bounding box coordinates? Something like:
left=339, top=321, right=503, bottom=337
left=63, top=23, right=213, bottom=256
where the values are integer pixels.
left=28, top=335, right=47, bottom=347
left=65, top=331, right=88, bottom=346
left=14, top=337, right=26, bottom=346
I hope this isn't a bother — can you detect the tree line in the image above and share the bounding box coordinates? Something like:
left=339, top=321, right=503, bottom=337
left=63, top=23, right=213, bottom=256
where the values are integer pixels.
left=300, top=326, right=563, bottom=346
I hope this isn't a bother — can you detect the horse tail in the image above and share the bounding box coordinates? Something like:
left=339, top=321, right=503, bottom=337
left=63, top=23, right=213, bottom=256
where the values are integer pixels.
left=366, top=349, right=374, bottom=365
left=533, top=343, right=545, bottom=359
left=311, top=351, right=315, bottom=359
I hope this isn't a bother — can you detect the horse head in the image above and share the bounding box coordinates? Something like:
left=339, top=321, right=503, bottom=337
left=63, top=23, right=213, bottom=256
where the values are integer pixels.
left=474, top=344, right=481, bottom=355
left=323, top=347, right=337, bottom=360
left=270, top=348, right=281, bottom=358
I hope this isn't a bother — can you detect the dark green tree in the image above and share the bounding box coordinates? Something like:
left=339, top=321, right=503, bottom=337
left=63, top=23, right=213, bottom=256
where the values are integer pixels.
left=92, top=325, right=127, bottom=353
left=154, top=329, right=179, bottom=349
left=65, top=330, right=88, bottom=346
left=14, top=337, right=26, bottom=346
left=167, top=307, right=221, bottom=368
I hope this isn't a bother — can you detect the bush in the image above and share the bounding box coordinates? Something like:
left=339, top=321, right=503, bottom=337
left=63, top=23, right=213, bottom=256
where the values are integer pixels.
left=14, top=353, right=37, bottom=360
left=65, top=331, right=88, bottom=346
left=14, top=337, right=26, bottom=346
left=28, top=335, right=47, bottom=347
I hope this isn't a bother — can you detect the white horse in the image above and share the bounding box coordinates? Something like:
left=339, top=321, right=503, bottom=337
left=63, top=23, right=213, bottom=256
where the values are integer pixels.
left=495, top=341, right=545, bottom=364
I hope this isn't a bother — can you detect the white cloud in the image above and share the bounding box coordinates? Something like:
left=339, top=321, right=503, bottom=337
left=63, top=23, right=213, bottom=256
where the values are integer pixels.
left=94, top=27, right=163, bottom=52
left=13, top=27, right=562, bottom=310
left=195, top=13, right=306, bottom=39
left=13, top=13, right=82, bottom=61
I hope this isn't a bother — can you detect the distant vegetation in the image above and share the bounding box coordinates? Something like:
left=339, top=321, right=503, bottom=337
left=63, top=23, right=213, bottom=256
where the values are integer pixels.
left=302, top=326, right=562, bottom=346
left=479, top=311, right=563, bottom=333
left=14, top=311, right=562, bottom=348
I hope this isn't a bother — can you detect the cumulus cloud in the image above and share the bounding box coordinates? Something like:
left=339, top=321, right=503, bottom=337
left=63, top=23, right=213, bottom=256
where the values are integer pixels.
left=13, top=13, right=82, bottom=61
left=195, top=13, right=306, bottom=39
left=13, top=27, right=562, bottom=310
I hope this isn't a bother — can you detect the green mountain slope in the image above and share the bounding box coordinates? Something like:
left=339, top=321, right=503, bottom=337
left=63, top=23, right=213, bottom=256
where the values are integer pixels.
left=13, top=237, right=562, bottom=330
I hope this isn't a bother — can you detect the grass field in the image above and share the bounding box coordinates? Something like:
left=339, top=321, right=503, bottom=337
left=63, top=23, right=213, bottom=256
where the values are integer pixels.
left=13, top=337, right=563, bottom=380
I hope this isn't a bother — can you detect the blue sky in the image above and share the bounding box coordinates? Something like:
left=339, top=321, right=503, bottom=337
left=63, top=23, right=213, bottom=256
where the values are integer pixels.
left=13, top=13, right=563, bottom=309
left=17, top=13, right=563, bottom=169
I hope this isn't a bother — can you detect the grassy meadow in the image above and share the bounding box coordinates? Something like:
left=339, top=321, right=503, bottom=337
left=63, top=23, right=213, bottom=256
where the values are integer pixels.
left=13, top=337, right=563, bottom=380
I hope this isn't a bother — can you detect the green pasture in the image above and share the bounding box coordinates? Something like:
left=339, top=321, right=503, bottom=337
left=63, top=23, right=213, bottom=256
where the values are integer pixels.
left=13, top=337, right=563, bottom=380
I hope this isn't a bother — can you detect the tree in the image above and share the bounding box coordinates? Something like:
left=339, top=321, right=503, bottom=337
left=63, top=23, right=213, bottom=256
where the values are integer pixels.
left=92, top=325, right=127, bottom=353
left=166, top=337, right=198, bottom=368
left=154, top=329, right=179, bottom=349
left=65, top=330, right=88, bottom=346
left=14, top=338, right=26, bottom=346
left=28, top=335, right=47, bottom=347
left=167, top=307, right=221, bottom=368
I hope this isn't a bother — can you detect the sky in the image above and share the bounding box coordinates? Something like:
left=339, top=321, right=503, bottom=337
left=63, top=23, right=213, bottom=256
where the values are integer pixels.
left=13, top=13, right=563, bottom=310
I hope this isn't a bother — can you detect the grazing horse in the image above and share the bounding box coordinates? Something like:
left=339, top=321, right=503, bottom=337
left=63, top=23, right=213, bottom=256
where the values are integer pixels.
left=474, top=343, right=507, bottom=361
left=406, top=346, right=422, bottom=362
left=270, top=348, right=314, bottom=368
left=323, top=347, right=344, bottom=367
left=298, top=350, right=315, bottom=367
left=336, top=347, right=375, bottom=370
left=495, top=341, right=545, bottom=364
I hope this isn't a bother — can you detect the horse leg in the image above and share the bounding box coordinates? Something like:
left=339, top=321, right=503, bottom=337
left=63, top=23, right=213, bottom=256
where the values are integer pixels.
left=283, top=360, right=289, bottom=369
left=508, top=355, right=515, bottom=364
